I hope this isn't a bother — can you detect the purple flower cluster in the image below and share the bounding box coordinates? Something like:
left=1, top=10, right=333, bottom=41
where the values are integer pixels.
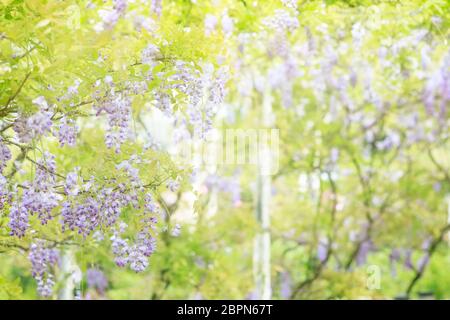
left=98, top=187, right=131, bottom=227
left=110, top=222, right=129, bottom=267
left=50, top=154, right=162, bottom=257
left=64, top=168, right=80, bottom=196
left=176, top=62, right=228, bottom=138
left=171, top=223, right=181, bottom=237
left=97, top=0, right=128, bottom=31
left=204, top=14, right=218, bottom=36
left=56, top=117, right=78, bottom=147
left=129, top=219, right=158, bottom=272
left=62, top=173, right=126, bottom=237
left=221, top=11, right=234, bottom=36
left=166, top=179, right=180, bottom=193
left=28, top=241, right=59, bottom=297
left=151, top=0, right=162, bottom=16
left=0, top=140, right=11, bottom=207
left=154, top=90, right=173, bottom=117
left=0, top=174, right=10, bottom=209
left=8, top=152, right=63, bottom=234
left=116, top=157, right=142, bottom=188
left=86, top=268, right=108, bottom=294
left=128, top=243, right=150, bottom=272
left=144, top=193, right=159, bottom=213
left=388, top=246, right=434, bottom=277
left=110, top=224, right=156, bottom=272
left=108, top=193, right=159, bottom=272
left=209, top=66, right=228, bottom=106
left=35, top=152, right=57, bottom=189
left=355, top=240, right=374, bottom=266
left=96, top=92, right=132, bottom=153
left=0, top=137, right=11, bottom=172
left=262, top=10, right=299, bottom=33
left=423, top=53, right=450, bottom=118
left=317, top=237, right=329, bottom=263
left=61, top=197, right=100, bottom=237
left=8, top=202, right=29, bottom=237
left=22, top=186, right=62, bottom=225
left=113, top=0, right=127, bottom=15
left=14, top=97, right=53, bottom=143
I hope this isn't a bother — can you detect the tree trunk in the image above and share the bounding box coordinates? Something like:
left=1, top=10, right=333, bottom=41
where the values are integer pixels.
left=253, top=86, right=273, bottom=300
left=58, top=249, right=81, bottom=300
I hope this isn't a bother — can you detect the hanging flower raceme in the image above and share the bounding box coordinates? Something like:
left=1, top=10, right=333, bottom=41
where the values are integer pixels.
left=107, top=192, right=160, bottom=273
left=94, top=91, right=132, bottom=153
left=8, top=201, right=29, bottom=238
left=56, top=117, right=78, bottom=147
left=0, top=137, right=11, bottom=173
left=0, top=174, right=10, bottom=210
left=28, top=241, right=60, bottom=297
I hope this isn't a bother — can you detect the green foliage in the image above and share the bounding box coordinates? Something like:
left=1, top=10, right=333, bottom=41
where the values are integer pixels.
left=0, top=275, right=22, bottom=299
left=1, top=0, right=450, bottom=300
